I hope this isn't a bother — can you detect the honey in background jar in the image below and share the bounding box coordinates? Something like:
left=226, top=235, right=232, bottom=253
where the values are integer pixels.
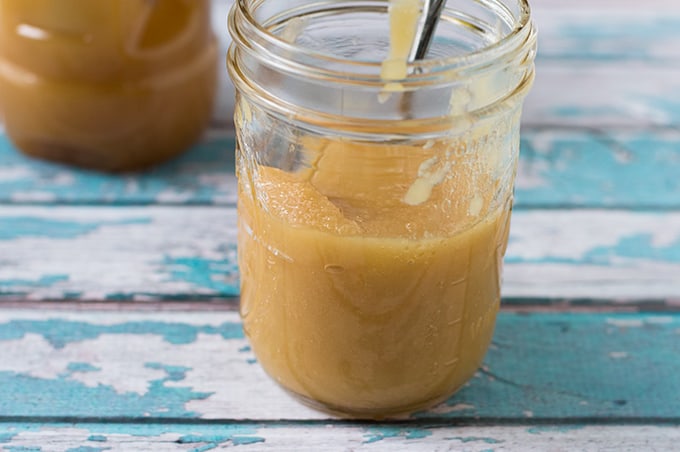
left=0, top=0, right=218, bottom=171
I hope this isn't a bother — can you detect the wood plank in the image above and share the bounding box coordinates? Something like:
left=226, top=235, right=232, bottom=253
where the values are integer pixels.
left=0, top=206, right=239, bottom=301
left=524, top=65, right=680, bottom=128
left=523, top=5, right=680, bottom=129
left=517, top=128, right=680, bottom=209
left=498, top=3, right=680, bottom=128
left=532, top=8, right=680, bottom=64
left=1, top=207, right=679, bottom=301
left=0, top=310, right=679, bottom=421
left=1, top=423, right=679, bottom=451
left=2, top=128, right=678, bottom=209
left=0, top=129, right=237, bottom=206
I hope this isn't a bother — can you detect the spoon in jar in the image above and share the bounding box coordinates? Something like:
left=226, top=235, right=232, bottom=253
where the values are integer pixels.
left=399, top=0, right=447, bottom=117
left=409, top=0, right=447, bottom=62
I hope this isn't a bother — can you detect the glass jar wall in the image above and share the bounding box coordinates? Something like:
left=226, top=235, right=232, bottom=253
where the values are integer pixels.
left=228, top=0, right=536, bottom=417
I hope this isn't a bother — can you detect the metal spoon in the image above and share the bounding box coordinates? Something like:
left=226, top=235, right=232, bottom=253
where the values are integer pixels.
left=400, top=0, right=446, bottom=117
left=409, top=0, right=447, bottom=62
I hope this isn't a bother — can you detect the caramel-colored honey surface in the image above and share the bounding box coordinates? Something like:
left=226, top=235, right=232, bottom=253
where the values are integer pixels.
left=238, top=135, right=511, bottom=416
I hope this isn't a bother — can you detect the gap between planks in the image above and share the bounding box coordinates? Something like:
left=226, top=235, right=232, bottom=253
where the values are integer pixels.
left=0, top=299, right=677, bottom=313
left=1, top=417, right=680, bottom=427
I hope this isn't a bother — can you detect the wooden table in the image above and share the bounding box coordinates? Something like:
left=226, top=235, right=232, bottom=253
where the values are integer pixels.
left=1, top=1, right=679, bottom=450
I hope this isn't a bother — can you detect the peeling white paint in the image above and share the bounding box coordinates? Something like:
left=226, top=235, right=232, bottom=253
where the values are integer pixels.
left=155, top=189, right=195, bottom=203
left=0, top=206, right=237, bottom=300
left=4, top=425, right=680, bottom=451
left=645, top=316, right=675, bottom=325
left=0, top=166, right=35, bottom=182
left=1, top=333, right=167, bottom=395
left=52, top=172, right=77, bottom=186
left=606, top=318, right=644, bottom=328
left=0, top=319, right=323, bottom=419
left=428, top=403, right=475, bottom=415
left=508, top=210, right=680, bottom=262
left=9, top=191, right=58, bottom=202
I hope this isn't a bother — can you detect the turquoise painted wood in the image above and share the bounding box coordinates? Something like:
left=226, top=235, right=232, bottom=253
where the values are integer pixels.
left=0, top=131, right=237, bottom=206
left=1, top=423, right=679, bottom=451
left=516, top=129, right=680, bottom=209
left=534, top=11, right=680, bottom=64
left=0, top=310, right=678, bottom=421
left=2, top=129, right=679, bottom=209
left=0, top=422, right=680, bottom=452
left=525, top=66, right=680, bottom=128
left=521, top=7, right=680, bottom=129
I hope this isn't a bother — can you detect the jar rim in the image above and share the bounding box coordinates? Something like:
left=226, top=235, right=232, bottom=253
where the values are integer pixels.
left=229, top=0, right=534, bottom=83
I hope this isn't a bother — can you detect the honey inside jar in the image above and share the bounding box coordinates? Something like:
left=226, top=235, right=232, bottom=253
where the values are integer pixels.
left=0, top=0, right=217, bottom=171
left=238, top=131, right=514, bottom=416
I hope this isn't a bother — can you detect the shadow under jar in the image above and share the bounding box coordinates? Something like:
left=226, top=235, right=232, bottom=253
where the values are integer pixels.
left=0, top=0, right=217, bottom=171
left=228, top=0, right=536, bottom=418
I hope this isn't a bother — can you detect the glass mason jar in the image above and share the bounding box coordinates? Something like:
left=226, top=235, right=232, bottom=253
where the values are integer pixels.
left=228, top=0, right=536, bottom=417
left=0, top=0, right=217, bottom=171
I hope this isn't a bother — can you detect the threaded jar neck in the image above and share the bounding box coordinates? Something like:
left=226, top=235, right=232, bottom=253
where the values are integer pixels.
left=228, top=0, right=536, bottom=133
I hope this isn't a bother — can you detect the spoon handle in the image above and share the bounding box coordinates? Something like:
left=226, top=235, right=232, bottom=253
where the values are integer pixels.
left=411, top=0, right=447, bottom=61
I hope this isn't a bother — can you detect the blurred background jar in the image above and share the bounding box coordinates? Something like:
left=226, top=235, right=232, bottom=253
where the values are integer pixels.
left=0, top=0, right=218, bottom=171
